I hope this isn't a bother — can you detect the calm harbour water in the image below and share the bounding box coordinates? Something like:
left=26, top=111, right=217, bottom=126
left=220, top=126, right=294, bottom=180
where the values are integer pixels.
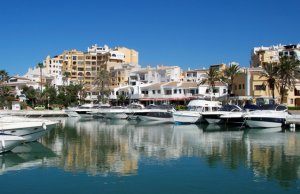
left=1, top=117, right=300, bottom=194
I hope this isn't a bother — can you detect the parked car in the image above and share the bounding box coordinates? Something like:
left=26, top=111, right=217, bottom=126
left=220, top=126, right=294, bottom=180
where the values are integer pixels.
left=34, top=105, right=45, bottom=110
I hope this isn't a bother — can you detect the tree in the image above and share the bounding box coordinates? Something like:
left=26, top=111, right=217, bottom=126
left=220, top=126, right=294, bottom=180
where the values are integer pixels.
left=21, top=85, right=38, bottom=107
left=37, top=62, right=45, bottom=94
left=259, top=63, right=278, bottom=102
left=93, top=69, right=111, bottom=103
left=0, top=70, right=11, bottom=109
left=63, top=72, right=71, bottom=86
left=276, top=56, right=300, bottom=103
left=199, top=67, right=222, bottom=98
left=0, top=69, right=9, bottom=83
left=222, top=64, right=240, bottom=96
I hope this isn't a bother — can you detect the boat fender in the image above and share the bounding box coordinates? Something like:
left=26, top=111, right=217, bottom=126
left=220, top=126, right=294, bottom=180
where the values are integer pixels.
left=42, top=122, right=47, bottom=130
left=1, top=139, right=5, bottom=148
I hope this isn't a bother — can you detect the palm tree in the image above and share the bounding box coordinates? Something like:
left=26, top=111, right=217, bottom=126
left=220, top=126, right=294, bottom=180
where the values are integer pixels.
left=62, top=72, right=71, bottom=86
left=0, top=69, right=9, bottom=84
left=223, top=64, right=240, bottom=96
left=276, top=56, right=300, bottom=103
left=259, top=63, right=278, bottom=102
left=93, top=69, right=111, bottom=103
left=199, top=67, right=222, bottom=98
left=37, top=62, right=45, bottom=94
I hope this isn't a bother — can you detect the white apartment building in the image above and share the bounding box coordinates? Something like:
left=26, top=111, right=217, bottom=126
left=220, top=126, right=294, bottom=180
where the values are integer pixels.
left=129, top=65, right=181, bottom=86
left=110, top=80, right=228, bottom=105
left=43, top=55, right=64, bottom=86
left=251, top=44, right=300, bottom=67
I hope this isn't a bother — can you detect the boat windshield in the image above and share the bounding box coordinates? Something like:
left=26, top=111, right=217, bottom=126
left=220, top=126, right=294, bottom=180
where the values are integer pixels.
left=188, top=106, right=202, bottom=111
left=260, top=104, right=287, bottom=111
left=219, top=105, right=242, bottom=111
left=243, top=104, right=260, bottom=111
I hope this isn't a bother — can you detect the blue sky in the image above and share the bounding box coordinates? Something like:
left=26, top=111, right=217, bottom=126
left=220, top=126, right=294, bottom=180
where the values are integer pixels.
left=0, top=0, right=299, bottom=75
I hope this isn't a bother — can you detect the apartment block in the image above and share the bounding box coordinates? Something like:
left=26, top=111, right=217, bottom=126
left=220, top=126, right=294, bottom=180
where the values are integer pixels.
left=43, top=44, right=139, bottom=87
left=128, top=65, right=181, bottom=86
left=251, top=44, right=300, bottom=67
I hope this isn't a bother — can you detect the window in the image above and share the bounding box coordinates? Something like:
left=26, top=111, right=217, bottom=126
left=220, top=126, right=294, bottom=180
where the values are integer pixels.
left=166, top=90, right=172, bottom=95
left=255, top=85, right=266, bottom=91
left=223, top=89, right=227, bottom=94
left=179, top=89, right=182, bottom=94
left=239, top=84, right=241, bottom=90
left=174, top=89, right=177, bottom=94
left=213, top=88, right=219, bottom=93
left=290, top=99, right=294, bottom=104
left=152, top=90, right=156, bottom=94
left=72, top=56, right=77, bottom=60
left=158, top=90, right=161, bottom=94
left=243, top=84, right=245, bottom=89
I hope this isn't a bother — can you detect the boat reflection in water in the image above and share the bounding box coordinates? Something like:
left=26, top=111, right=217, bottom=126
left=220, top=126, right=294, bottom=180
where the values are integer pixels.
left=2, top=117, right=299, bottom=190
left=0, top=142, right=57, bottom=175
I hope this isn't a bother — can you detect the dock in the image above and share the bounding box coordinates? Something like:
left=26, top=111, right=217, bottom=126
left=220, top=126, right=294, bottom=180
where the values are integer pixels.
left=286, top=115, right=300, bottom=124
left=0, top=110, right=68, bottom=117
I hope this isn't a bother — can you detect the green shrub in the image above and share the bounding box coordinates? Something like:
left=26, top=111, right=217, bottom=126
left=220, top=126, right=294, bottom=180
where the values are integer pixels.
left=176, top=105, right=187, bottom=111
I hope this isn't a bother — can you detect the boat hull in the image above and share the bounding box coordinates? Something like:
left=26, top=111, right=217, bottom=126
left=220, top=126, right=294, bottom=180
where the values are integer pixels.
left=173, top=111, right=202, bottom=124
left=0, top=120, right=58, bottom=142
left=138, top=113, right=173, bottom=122
left=0, top=135, right=24, bottom=153
left=245, top=118, right=285, bottom=128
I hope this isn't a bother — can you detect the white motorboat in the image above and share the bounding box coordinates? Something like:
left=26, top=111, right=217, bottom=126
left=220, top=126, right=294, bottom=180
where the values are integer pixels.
left=74, top=103, right=106, bottom=117
left=202, top=104, right=242, bottom=124
left=219, top=104, right=259, bottom=125
left=0, top=134, right=25, bottom=154
left=0, top=116, right=59, bottom=142
left=173, top=100, right=221, bottom=124
left=135, top=104, right=175, bottom=123
left=101, top=106, right=128, bottom=119
left=244, top=104, right=289, bottom=128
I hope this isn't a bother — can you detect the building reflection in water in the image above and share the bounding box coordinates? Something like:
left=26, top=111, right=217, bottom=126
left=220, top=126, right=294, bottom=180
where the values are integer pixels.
left=38, top=118, right=300, bottom=187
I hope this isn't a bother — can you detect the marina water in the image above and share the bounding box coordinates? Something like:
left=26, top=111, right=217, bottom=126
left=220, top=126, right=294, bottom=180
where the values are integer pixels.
left=1, top=117, right=300, bottom=194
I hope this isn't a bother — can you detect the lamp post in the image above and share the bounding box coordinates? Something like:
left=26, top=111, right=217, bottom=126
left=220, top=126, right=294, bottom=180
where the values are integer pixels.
left=47, top=96, right=50, bottom=110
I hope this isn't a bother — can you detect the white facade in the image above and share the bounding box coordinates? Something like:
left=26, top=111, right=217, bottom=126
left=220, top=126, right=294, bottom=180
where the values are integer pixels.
left=43, top=55, right=63, bottom=86
left=129, top=65, right=182, bottom=86
left=182, top=69, right=207, bottom=82
left=88, top=44, right=110, bottom=54
left=110, top=80, right=228, bottom=103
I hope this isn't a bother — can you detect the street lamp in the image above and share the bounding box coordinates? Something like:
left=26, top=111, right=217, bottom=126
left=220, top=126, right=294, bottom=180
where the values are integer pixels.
left=47, top=96, right=50, bottom=110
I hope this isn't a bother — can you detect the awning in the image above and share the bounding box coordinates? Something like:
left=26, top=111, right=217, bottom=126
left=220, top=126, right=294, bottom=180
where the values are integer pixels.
left=295, top=85, right=300, bottom=90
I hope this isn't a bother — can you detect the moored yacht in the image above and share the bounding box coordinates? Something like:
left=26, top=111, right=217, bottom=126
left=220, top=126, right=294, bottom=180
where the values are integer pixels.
left=220, top=104, right=259, bottom=126
left=101, top=106, right=129, bottom=119
left=244, top=104, right=289, bottom=128
left=0, top=116, right=59, bottom=142
left=173, top=100, right=221, bottom=124
left=74, top=103, right=107, bottom=117
left=202, top=104, right=242, bottom=124
left=135, top=104, right=175, bottom=123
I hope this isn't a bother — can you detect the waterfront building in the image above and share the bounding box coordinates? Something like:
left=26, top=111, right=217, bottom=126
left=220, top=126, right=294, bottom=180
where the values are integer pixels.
left=181, top=68, right=207, bottom=82
left=43, top=44, right=139, bottom=87
left=109, top=79, right=227, bottom=105
left=43, top=55, right=64, bottom=86
left=110, top=63, right=141, bottom=87
left=251, top=44, right=300, bottom=67
left=4, top=76, right=40, bottom=100
left=128, top=65, right=181, bottom=86
left=23, top=67, right=54, bottom=91
left=232, top=67, right=300, bottom=107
